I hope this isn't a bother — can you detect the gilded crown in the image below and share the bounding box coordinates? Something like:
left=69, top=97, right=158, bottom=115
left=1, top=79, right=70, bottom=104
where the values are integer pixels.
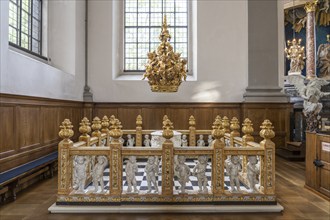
left=142, top=16, right=187, bottom=92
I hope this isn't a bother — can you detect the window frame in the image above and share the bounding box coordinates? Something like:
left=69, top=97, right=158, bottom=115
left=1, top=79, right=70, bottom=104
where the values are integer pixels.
left=8, top=0, right=47, bottom=60
left=113, top=0, right=193, bottom=78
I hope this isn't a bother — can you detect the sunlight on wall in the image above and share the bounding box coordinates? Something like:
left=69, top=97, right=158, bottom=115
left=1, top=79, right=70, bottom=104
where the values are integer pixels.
left=191, top=82, right=221, bottom=102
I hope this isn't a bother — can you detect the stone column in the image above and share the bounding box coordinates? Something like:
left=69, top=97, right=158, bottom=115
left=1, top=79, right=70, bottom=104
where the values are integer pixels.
left=243, top=0, right=288, bottom=102
left=304, top=1, right=317, bottom=80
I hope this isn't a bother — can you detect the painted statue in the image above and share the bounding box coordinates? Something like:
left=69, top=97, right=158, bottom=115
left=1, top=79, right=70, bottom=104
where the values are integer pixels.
left=196, top=135, right=205, bottom=147
left=247, top=156, right=259, bottom=193
left=288, top=74, right=330, bottom=131
left=317, top=39, right=330, bottom=79
left=143, top=134, right=151, bottom=147
left=181, top=134, right=188, bottom=147
left=145, top=156, right=159, bottom=193
left=175, top=155, right=191, bottom=193
left=227, top=155, right=242, bottom=193
left=126, top=134, right=135, bottom=147
left=74, top=156, right=87, bottom=193
left=92, top=155, right=108, bottom=193
left=193, top=155, right=208, bottom=193
left=125, top=156, right=139, bottom=193
left=207, top=135, right=213, bottom=146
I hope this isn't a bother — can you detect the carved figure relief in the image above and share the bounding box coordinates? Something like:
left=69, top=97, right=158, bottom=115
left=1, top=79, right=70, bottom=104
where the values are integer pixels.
left=288, top=75, right=330, bottom=131
left=125, top=156, right=139, bottom=193
left=175, top=155, right=191, bottom=193
left=317, top=40, right=330, bottom=79
left=181, top=134, right=188, bottom=147
left=92, top=155, right=108, bottom=193
left=247, top=156, right=259, bottom=193
left=143, top=134, right=151, bottom=147
left=207, top=135, right=213, bottom=146
left=193, top=155, right=208, bottom=193
left=227, top=155, right=242, bottom=193
left=73, top=156, right=87, bottom=193
left=145, top=156, right=159, bottom=193
left=126, top=134, right=135, bottom=147
left=196, top=135, right=205, bottom=147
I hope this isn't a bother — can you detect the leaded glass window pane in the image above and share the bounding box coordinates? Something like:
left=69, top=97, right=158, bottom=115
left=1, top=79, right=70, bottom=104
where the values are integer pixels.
left=124, top=0, right=189, bottom=72
left=8, top=0, right=42, bottom=55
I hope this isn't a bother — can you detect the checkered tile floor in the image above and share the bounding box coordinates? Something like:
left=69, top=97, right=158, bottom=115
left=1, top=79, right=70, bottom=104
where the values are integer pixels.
left=83, top=158, right=248, bottom=194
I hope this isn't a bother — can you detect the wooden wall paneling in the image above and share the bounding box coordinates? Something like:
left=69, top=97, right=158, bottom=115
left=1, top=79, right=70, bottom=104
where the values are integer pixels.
left=94, top=107, right=118, bottom=120
left=72, top=107, right=84, bottom=140
left=193, top=108, right=214, bottom=130
left=17, top=106, right=41, bottom=151
left=0, top=105, right=15, bottom=158
left=117, top=108, right=142, bottom=129
left=141, top=107, right=166, bottom=129
left=165, top=108, right=192, bottom=129
left=41, top=106, right=59, bottom=145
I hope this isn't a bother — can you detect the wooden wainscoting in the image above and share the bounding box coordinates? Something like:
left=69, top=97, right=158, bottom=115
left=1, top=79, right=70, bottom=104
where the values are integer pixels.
left=0, top=94, right=86, bottom=172
left=93, top=102, right=291, bottom=147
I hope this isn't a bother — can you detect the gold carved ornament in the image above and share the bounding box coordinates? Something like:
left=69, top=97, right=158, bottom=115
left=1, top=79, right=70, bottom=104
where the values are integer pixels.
left=304, top=0, right=318, bottom=13
left=143, top=16, right=187, bottom=92
left=59, top=119, right=74, bottom=141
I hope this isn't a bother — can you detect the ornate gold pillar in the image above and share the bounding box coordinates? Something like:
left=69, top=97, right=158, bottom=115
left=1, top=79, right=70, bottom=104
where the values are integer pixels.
left=161, top=118, right=174, bottom=196
left=304, top=0, right=318, bottom=79
left=212, top=118, right=225, bottom=195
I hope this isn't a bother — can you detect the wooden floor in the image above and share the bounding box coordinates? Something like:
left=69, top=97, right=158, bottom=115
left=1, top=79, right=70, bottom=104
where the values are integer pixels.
left=0, top=156, right=329, bottom=220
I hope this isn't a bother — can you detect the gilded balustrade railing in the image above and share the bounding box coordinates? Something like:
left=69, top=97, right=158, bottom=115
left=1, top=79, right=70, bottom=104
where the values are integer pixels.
left=56, top=114, right=276, bottom=204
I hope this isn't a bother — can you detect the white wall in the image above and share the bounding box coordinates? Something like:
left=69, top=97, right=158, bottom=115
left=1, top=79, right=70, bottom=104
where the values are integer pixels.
left=0, top=0, right=85, bottom=101
left=88, top=0, right=249, bottom=102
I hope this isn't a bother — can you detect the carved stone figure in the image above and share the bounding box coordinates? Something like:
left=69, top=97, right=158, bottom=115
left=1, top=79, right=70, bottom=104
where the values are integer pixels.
left=288, top=75, right=330, bottom=131
left=92, top=155, right=108, bottom=193
left=175, top=155, right=191, bottom=193
left=74, top=156, right=87, bottom=193
left=193, top=155, right=208, bottom=193
left=126, top=134, right=135, bottom=147
left=125, top=156, right=139, bottom=193
left=196, top=135, right=205, bottom=147
left=227, top=155, right=242, bottom=193
left=181, top=134, right=188, bottom=147
left=247, top=156, right=259, bottom=193
left=207, top=135, right=213, bottom=146
left=143, top=134, right=151, bottom=147
left=317, top=40, right=330, bottom=79
left=145, top=156, right=159, bottom=193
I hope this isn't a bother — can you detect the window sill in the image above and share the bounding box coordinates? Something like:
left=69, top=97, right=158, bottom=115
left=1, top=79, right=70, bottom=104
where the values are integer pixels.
left=9, top=43, right=49, bottom=64
left=114, top=74, right=197, bottom=81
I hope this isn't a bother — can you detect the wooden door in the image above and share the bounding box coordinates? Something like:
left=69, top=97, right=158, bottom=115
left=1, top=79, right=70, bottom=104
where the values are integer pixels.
left=317, top=134, right=330, bottom=198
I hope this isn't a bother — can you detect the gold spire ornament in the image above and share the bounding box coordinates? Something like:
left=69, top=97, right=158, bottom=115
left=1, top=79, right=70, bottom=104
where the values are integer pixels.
left=143, top=16, right=187, bottom=92
left=285, top=38, right=306, bottom=74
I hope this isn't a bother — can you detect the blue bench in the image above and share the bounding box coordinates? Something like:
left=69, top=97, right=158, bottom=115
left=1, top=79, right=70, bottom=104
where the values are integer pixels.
left=0, top=152, right=58, bottom=202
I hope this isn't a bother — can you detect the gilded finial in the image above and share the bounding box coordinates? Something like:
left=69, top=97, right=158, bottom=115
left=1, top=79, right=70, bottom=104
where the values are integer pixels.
left=101, top=116, right=110, bottom=133
left=162, top=118, right=174, bottom=139
left=259, top=120, right=275, bottom=140
left=59, top=119, right=74, bottom=140
left=143, top=15, right=187, bottom=92
left=92, top=117, right=102, bottom=137
left=136, top=115, right=143, bottom=127
left=212, top=118, right=224, bottom=139
left=222, top=116, right=230, bottom=133
left=189, top=115, right=196, bottom=127
left=79, top=117, right=91, bottom=138
left=230, top=117, right=240, bottom=137
left=327, top=34, right=330, bottom=43
left=242, top=118, right=254, bottom=144
left=109, top=118, right=123, bottom=141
